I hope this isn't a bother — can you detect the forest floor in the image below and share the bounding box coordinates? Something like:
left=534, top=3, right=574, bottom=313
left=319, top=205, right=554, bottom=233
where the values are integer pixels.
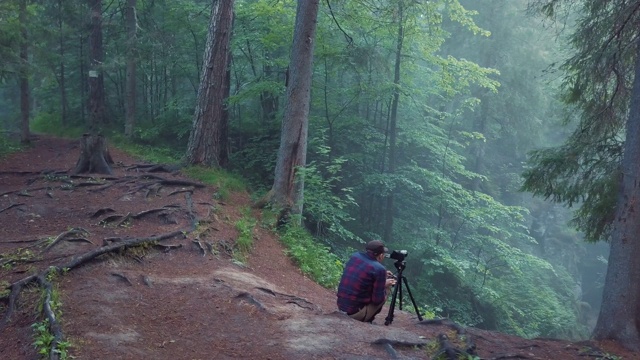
left=0, top=135, right=637, bottom=360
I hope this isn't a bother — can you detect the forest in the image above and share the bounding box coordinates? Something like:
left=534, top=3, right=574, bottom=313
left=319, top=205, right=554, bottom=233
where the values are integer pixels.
left=3, top=0, right=640, bottom=351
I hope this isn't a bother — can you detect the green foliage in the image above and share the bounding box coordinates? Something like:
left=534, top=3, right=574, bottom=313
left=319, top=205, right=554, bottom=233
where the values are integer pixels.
left=300, top=136, right=360, bottom=243
left=522, top=135, right=620, bottom=242
left=1, top=247, right=37, bottom=270
left=0, top=280, right=10, bottom=298
left=279, top=224, right=343, bottom=289
left=0, top=0, right=599, bottom=342
left=182, top=166, right=247, bottom=201
left=31, top=112, right=84, bottom=138
left=32, top=320, right=55, bottom=358
left=110, top=134, right=182, bottom=164
left=233, top=209, right=256, bottom=263
left=0, top=133, right=20, bottom=158
left=32, top=319, right=71, bottom=360
left=32, top=280, right=70, bottom=360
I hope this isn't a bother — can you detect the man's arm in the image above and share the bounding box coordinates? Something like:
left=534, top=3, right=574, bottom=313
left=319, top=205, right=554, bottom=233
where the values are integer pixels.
left=371, top=267, right=388, bottom=304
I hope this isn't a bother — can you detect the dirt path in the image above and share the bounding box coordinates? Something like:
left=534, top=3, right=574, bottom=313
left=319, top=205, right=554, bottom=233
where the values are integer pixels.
left=0, top=136, right=636, bottom=359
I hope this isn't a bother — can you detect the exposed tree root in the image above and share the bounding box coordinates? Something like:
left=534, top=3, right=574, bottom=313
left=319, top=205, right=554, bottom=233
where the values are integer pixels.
left=111, top=272, right=133, bottom=286
left=0, top=203, right=24, bottom=214
left=1, top=162, right=208, bottom=358
left=90, top=208, right=115, bottom=218
left=38, top=271, right=64, bottom=360
left=1, top=228, right=193, bottom=358
left=98, top=207, right=180, bottom=227
left=116, top=212, right=132, bottom=227
left=136, top=174, right=206, bottom=188
left=70, top=174, right=118, bottom=181
left=154, top=243, right=183, bottom=253
left=235, top=292, right=267, bottom=311
left=2, top=238, right=40, bottom=244
left=255, top=287, right=320, bottom=311
left=44, top=228, right=90, bottom=252
left=169, top=188, right=194, bottom=196
left=418, top=318, right=477, bottom=358
left=125, top=163, right=182, bottom=173
left=192, top=240, right=207, bottom=256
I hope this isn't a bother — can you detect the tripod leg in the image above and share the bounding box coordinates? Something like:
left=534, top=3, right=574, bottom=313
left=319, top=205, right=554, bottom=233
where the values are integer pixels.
left=401, top=276, right=423, bottom=321
left=398, top=278, right=403, bottom=310
left=384, top=281, right=400, bottom=326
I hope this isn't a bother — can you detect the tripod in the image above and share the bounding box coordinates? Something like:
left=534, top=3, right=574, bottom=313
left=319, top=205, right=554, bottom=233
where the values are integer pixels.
left=384, top=259, right=423, bottom=326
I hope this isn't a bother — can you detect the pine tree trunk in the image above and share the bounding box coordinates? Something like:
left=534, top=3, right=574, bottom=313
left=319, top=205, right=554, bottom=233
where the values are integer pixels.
left=269, top=0, right=319, bottom=222
left=19, top=0, right=30, bottom=144
left=58, top=0, right=68, bottom=127
left=73, top=134, right=114, bottom=175
left=88, top=0, right=106, bottom=130
left=185, top=0, right=234, bottom=167
left=592, top=36, right=640, bottom=352
left=124, top=0, right=137, bottom=138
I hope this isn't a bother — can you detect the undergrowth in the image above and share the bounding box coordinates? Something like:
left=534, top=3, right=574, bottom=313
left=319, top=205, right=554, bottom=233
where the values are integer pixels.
left=233, top=208, right=256, bottom=263
left=33, top=270, right=71, bottom=359
left=0, top=134, right=21, bottom=158
left=279, top=224, right=343, bottom=289
left=110, top=134, right=182, bottom=164
left=31, top=112, right=84, bottom=139
left=183, top=166, right=246, bottom=201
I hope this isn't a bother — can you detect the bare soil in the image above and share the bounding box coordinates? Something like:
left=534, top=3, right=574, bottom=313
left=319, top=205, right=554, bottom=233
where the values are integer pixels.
left=0, top=136, right=637, bottom=360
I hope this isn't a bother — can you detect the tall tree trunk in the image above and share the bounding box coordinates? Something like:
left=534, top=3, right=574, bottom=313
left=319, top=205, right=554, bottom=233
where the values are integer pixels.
left=19, top=0, right=30, bottom=144
left=383, top=0, right=404, bottom=243
left=79, top=34, right=86, bottom=125
left=76, top=0, right=112, bottom=175
left=124, top=0, right=137, bottom=138
left=88, top=0, right=106, bottom=131
left=58, top=0, right=68, bottom=127
left=263, top=0, right=319, bottom=223
left=591, top=36, right=640, bottom=352
left=185, top=0, right=234, bottom=167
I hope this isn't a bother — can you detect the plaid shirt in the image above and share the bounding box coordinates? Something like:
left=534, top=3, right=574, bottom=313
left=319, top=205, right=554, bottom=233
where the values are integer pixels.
left=336, top=251, right=387, bottom=314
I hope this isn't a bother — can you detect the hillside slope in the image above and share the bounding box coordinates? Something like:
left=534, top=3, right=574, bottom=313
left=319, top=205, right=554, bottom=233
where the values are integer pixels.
left=0, top=136, right=635, bottom=359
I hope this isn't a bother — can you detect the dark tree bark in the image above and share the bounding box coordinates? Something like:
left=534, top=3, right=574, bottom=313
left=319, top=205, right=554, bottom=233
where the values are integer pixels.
left=19, top=0, right=30, bottom=144
left=263, top=0, right=319, bottom=222
left=73, top=133, right=114, bottom=175
left=75, top=0, right=112, bottom=175
left=58, top=0, right=68, bottom=127
left=383, top=1, right=404, bottom=242
left=591, top=36, right=640, bottom=351
left=185, top=0, right=234, bottom=167
left=124, top=0, right=137, bottom=138
left=88, top=0, right=106, bottom=130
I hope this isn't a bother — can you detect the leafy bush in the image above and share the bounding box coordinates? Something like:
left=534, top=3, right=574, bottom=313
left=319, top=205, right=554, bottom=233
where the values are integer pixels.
left=278, top=224, right=343, bottom=289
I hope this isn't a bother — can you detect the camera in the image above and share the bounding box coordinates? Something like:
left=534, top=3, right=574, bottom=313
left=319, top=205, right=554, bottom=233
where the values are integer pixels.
left=388, top=249, right=408, bottom=261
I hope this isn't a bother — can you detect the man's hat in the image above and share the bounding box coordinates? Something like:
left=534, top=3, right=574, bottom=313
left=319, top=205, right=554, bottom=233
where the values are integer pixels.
left=366, top=240, right=389, bottom=255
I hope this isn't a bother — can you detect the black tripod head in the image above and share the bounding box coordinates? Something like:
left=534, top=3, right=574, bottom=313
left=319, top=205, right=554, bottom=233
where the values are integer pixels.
left=393, top=260, right=406, bottom=272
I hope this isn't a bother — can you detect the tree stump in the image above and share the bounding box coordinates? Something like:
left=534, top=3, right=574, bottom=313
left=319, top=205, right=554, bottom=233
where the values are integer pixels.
left=73, top=133, right=114, bottom=174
